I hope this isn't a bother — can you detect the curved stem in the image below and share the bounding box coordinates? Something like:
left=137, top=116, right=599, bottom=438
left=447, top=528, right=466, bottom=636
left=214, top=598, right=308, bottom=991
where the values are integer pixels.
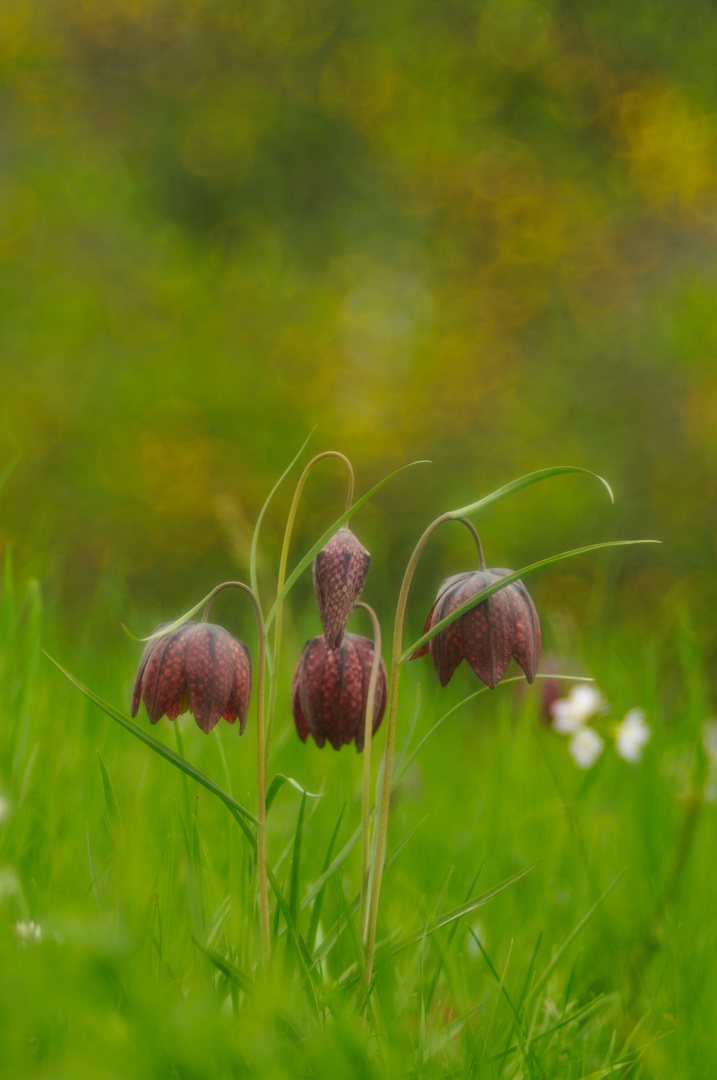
left=265, top=452, right=355, bottom=765
left=457, top=518, right=485, bottom=570
left=353, top=602, right=382, bottom=945
left=363, top=512, right=452, bottom=991
left=199, top=580, right=270, bottom=961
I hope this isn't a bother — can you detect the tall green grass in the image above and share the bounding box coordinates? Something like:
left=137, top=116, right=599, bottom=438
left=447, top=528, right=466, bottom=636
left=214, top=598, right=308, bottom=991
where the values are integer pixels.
left=0, top=543, right=715, bottom=1077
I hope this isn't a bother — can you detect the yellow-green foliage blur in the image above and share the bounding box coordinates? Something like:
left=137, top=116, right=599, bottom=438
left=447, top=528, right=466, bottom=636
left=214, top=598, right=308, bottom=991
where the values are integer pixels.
left=1, top=0, right=716, bottom=650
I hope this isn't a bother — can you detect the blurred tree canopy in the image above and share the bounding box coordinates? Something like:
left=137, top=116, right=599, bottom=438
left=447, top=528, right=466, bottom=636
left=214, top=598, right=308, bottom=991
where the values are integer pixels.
left=1, top=0, right=716, bottom=650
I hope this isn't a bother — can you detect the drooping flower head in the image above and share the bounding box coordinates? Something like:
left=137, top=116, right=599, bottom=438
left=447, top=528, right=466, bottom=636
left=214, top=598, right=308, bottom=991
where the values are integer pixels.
left=312, top=529, right=371, bottom=649
left=410, top=570, right=541, bottom=689
left=132, top=621, right=251, bottom=734
left=292, top=633, right=387, bottom=751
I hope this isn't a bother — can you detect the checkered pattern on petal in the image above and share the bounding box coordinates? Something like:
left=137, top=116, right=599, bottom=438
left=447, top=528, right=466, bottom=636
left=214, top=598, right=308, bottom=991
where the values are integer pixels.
left=184, top=624, right=236, bottom=733
left=291, top=663, right=310, bottom=743
left=410, top=568, right=541, bottom=690
left=139, top=623, right=196, bottom=723
left=131, top=622, right=173, bottom=717
left=351, top=635, right=387, bottom=752
left=510, top=580, right=541, bottom=682
left=222, top=638, right=252, bottom=733
left=312, top=529, right=371, bottom=650
left=459, top=573, right=514, bottom=689
left=132, top=621, right=252, bottom=735
left=430, top=576, right=475, bottom=686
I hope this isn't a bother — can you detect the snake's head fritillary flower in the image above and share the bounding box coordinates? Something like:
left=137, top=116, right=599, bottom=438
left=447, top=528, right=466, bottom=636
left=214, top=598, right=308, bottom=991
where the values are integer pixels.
left=312, top=529, right=371, bottom=649
left=131, top=621, right=251, bottom=734
left=292, top=633, right=387, bottom=751
left=409, top=570, right=541, bottom=689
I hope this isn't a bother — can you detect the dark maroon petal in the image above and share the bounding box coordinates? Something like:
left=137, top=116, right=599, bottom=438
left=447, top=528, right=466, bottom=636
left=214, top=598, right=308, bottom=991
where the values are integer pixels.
left=430, top=579, right=471, bottom=686
left=184, top=624, right=235, bottom=733
left=140, top=623, right=196, bottom=723
left=449, top=571, right=512, bottom=689
left=461, top=595, right=512, bottom=688
left=331, top=638, right=364, bottom=750
left=317, top=645, right=348, bottom=748
left=407, top=599, right=438, bottom=660
left=298, top=638, right=332, bottom=748
left=410, top=573, right=475, bottom=665
left=415, top=569, right=541, bottom=690
left=291, top=658, right=310, bottom=742
left=351, top=635, right=388, bottom=751
left=312, top=529, right=371, bottom=650
left=509, top=580, right=541, bottom=682
left=292, top=633, right=386, bottom=751
left=222, top=638, right=252, bottom=733
left=131, top=622, right=172, bottom=717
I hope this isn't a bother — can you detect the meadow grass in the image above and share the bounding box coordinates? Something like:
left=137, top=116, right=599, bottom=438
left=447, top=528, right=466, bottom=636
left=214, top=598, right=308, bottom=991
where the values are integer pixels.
left=1, top=544, right=714, bottom=1080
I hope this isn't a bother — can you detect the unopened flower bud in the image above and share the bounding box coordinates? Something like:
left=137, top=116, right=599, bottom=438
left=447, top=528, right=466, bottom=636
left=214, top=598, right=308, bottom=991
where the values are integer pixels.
left=312, top=529, right=370, bottom=649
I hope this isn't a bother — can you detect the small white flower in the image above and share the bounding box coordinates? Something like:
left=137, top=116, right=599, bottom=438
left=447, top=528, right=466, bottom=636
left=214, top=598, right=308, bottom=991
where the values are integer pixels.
left=568, top=726, right=604, bottom=769
left=615, top=708, right=651, bottom=763
left=15, top=920, right=42, bottom=944
left=550, top=684, right=607, bottom=734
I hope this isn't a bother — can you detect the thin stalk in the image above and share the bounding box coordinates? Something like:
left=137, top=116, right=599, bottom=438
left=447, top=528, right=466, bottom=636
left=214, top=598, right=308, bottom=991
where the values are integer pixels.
left=265, top=452, right=354, bottom=764
left=354, top=602, right=382, bottom=944
left=458, top=518, right=485, bottom=570
left=363, top=512, right=452, bottom=990
left=201, top=581, right=270, bottom=961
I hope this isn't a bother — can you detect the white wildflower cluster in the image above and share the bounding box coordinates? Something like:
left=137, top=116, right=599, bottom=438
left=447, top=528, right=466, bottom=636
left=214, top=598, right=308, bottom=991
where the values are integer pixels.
left=549, top=684, right=651, bottom=769
left=15, top=920, right=42, bottom=945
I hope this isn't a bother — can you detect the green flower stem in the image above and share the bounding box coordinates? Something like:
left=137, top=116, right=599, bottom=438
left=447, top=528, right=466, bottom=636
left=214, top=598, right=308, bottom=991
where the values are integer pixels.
left=457, top=517, right=485, bottom=570
left=353, top=602, right=382, bottom=944
left=200, top=580, right=270, bottom=962
left=363, top=512, right=452, bottom=991
left=265, top=452, right=355, bottom=765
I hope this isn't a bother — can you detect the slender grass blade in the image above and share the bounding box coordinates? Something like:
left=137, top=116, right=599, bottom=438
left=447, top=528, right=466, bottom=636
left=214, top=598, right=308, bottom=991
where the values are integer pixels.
left=402, top=541, right=660, bottom=660
left=449, top=466, right=613, bottom=519
left=250, top=430, right=315, bottom=601
left=96, top=751, right=120, bottom=828
left=46, top=654, right=259, bottom=827
left=264, top=459, right=430, bottom=630
left=266, top=773, right=322, bottom=814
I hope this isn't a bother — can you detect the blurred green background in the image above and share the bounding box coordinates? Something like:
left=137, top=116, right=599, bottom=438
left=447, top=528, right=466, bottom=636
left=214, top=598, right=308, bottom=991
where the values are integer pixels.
left=2, top=4, right=717, bottom=1078
left=1, top=0, right=715, bottom=654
